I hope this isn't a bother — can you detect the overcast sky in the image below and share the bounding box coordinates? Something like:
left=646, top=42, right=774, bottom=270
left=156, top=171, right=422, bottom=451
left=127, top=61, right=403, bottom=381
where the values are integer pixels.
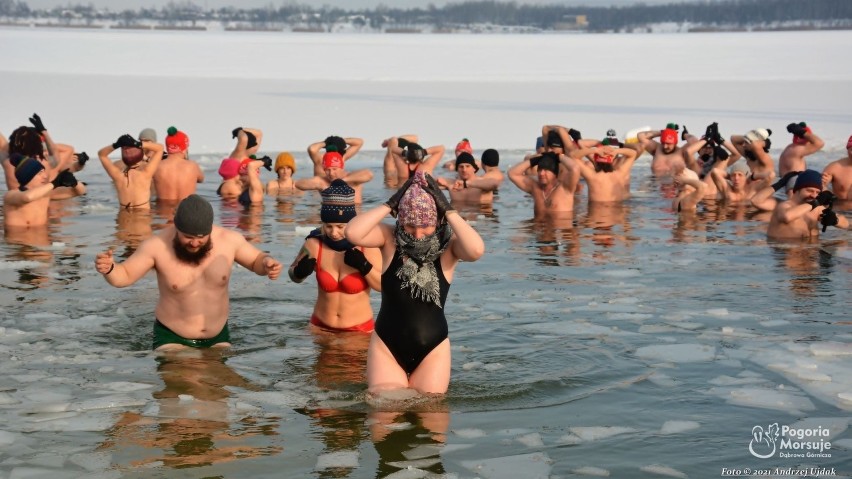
left=25, top=0, right=687, bottom=10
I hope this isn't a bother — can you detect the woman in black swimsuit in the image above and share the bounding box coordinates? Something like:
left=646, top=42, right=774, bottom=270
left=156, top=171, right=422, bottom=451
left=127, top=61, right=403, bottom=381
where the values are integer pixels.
left=345, top=170, right=484, bottom=395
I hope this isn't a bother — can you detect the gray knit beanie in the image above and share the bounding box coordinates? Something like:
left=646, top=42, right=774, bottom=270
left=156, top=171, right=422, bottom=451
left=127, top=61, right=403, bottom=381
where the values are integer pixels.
left=174, top=194, right=214, bottom=236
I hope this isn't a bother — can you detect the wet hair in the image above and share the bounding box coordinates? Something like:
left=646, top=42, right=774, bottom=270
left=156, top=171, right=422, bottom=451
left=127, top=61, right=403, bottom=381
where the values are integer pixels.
left=594, top=162, right=614, bottom=173
left=324, top=135, right=347, bottom=155
left=8, top=126, right=44, bottom=158
left=405, top=144, right=426, bottom=163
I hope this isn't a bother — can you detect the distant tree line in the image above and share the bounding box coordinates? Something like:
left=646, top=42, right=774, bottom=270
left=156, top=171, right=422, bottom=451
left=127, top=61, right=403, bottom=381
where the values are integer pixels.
left=2, top=0, right=851, bottom=31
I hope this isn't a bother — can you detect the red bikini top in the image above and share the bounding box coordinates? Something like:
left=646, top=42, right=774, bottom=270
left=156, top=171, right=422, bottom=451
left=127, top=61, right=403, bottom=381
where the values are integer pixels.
left=315, top=241, right=369, bottom=294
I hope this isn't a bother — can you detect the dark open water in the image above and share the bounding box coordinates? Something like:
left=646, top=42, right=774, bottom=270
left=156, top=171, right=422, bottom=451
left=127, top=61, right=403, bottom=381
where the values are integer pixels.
left=0, top=150, right=850, bottom=478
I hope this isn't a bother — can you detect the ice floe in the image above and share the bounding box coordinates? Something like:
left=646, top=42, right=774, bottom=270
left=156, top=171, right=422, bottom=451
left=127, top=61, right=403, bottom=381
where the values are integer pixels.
left=635, top=344, right=716, bottom=363
left=315, top=450, right=359, bottom=470
left=459, top=452, right=552, bottom=479
left=559, top=426, right=637, bottom=444
left=639, top=464, right=688, bottom=478
left=659, top=420, right=700, bottom=435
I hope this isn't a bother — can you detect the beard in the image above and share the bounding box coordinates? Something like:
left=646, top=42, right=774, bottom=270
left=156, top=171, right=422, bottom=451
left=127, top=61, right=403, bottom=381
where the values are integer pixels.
left=172, top=235, right=213, bottom=265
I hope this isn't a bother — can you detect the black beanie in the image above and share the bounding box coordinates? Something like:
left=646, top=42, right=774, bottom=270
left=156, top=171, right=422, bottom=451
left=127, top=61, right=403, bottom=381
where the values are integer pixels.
left=481, top=149, right=499, bottom=167
left=455, top=152, right=479, bottom=172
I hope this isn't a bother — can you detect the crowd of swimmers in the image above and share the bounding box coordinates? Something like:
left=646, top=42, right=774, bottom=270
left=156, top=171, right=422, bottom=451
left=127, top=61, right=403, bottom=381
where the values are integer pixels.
left=2, top=114, right=851, bottom=397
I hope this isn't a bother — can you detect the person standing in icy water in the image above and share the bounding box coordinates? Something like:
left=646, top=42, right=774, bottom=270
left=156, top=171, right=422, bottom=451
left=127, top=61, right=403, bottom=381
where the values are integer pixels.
left=306, top=134, right=364, bottom=177
left=637, top=123, right=687, bottom=177
left=97, top=133, right=164, bottom=210
left=288, top=179, right=382, bottom=332
left=345, top=170, right=484, bottom=395
left=152, top=126, right=204, bottom=203
left=507, top=151, right=579, bottom=216
left=94, top=194, right=282, bottom=350
left=779, top=122, right=824, bottom=177
left=767, top=170, right=848, bottom=239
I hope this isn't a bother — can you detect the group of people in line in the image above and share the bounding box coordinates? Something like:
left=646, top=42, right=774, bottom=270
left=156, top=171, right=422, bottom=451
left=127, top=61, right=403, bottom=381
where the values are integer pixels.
left=2, top=113, right=850, bottom=397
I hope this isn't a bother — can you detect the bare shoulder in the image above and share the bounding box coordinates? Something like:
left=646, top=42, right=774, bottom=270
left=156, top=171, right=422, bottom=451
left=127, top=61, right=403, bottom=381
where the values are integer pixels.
left=823, top=159, right=843, bottom=172
left=303, top=236, right=320, bottom=256
left=215, top=225, right=249, bottom=246
left=139, top=229, right=174, bottom=256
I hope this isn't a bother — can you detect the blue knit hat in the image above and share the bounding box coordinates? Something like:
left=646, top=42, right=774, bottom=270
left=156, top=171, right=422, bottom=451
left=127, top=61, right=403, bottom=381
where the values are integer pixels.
left=793, top=169, right=822, bottom=192
left=14, top=156, right=45, bottom=189
left=320, top=179, right=356, bottom=223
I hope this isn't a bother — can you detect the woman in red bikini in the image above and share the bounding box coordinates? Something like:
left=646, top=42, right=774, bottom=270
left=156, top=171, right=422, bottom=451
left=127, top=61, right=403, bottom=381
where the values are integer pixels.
left=288, top=179, right=382, bottom=332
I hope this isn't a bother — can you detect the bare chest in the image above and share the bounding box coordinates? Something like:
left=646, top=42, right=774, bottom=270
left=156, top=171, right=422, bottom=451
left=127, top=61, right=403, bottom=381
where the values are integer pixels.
left=158, top=256, right=232, bottom=293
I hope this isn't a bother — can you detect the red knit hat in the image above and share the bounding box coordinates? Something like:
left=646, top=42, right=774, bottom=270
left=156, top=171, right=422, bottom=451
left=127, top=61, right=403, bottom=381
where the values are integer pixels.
left=660, top=128, right=678, bottom=145
left=322, top=151, right=344, bottom=169
left=165, top=126, right=189, bottom=153
left=847, top=135, right=852, bottom=150
left=455, top=138, right=472, bottom=157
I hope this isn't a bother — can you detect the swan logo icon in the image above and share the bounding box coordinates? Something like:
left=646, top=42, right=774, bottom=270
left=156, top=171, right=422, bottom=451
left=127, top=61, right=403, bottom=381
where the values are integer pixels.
left=749, top=423, right=779, bottom=459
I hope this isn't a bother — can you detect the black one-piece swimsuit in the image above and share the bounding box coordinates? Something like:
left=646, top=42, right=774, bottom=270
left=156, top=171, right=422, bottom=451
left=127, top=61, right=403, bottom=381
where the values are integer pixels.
left=375, top=250, right=451, bottom=375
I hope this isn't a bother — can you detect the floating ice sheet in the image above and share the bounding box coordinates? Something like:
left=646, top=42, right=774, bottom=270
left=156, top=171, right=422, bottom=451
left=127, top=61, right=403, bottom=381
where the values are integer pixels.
left=315, top=450, right=359, bottom=470
left=452, top=428, right=486, bottom=439
left=515, top=432, right=544, bottom=447
left=639, top=464, right=688, bottom=478
left=459, top=452, right=552, bottom=479
left=573, top=466, right=611, bottom=476
left=559, top=426, right=637, bottom=444
left=659, top=420, right=700, bottom=435
left=709, top=386, right=816, bottom=415
left=635, top=344, right=716, bottom=362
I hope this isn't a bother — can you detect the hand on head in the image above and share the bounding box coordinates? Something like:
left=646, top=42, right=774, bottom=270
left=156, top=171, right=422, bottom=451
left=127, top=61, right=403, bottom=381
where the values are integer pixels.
left=384, top=176, right=415, bottom=217
left=74, top=152, right=89, bottom=167
left=424, top=173, right=454, bottom=220
left=786, top=122, right=807, bottom=137
left=29, top=113, right=46, bottom=133
left=51, top=169, right=78, bottom=189
left=112, top=134, right=141, bottom=150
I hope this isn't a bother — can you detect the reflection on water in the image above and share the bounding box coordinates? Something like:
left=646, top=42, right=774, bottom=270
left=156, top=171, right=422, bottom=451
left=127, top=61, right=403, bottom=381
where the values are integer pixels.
left=3, top=224, right=53, bottom=290
left=101, top=350, right=280, bottom=471
left=115, top=209, right=153, bottom=259
left=151, top=198, right=179, bottom=232
left=514, top=214, right=579, bottom=267
left=312, top=331, right=370, bottom=392
left=370, top=410, right=448, bottom=478
left=769, top=241, right=835, bottom=304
